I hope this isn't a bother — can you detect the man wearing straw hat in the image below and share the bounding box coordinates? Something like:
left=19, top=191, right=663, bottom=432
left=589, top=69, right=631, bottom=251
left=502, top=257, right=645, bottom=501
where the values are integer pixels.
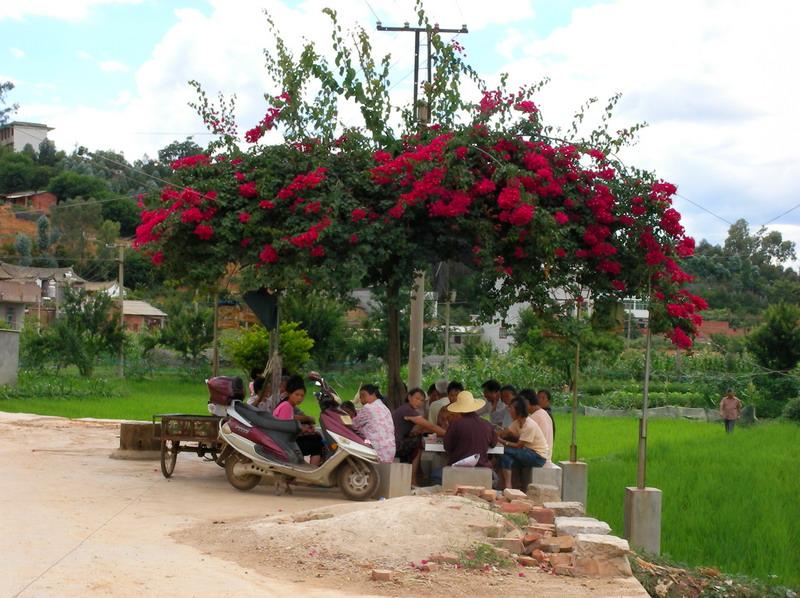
left=443, top=390, right=498, bottom=471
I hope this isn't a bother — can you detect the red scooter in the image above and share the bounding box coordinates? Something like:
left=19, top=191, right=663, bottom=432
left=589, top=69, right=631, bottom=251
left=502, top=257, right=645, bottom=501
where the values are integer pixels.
left=208, top=373, right=380, bottom=500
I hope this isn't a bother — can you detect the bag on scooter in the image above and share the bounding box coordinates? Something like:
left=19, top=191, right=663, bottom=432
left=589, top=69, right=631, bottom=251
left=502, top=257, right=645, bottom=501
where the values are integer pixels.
left=207, top=376, right=245, bottom=405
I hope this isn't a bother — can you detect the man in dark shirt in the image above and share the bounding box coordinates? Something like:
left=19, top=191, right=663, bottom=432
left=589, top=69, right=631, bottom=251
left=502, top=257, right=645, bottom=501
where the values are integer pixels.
left=393, top=388, right=445, bottom=486
left=443, top=391, right=498, bottom=469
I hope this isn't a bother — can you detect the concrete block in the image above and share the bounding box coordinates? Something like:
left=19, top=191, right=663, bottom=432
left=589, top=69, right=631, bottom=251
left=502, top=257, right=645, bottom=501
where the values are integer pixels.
left=624, top=486, right=662, bottom=555
left=0, top=329, right=20, bottom=385
left=503, top=488, right=527, bottom=500
left=442, top=466, right=492, bottom=492
left=375, top=462, right=412, bottom=499
left=558, top=460, right=588, bottom=507
left=526, top=463, right=562, bottom=495
left=543, top=501, right=585, bottom=517
left=489, top=537, right=524, bottom=554
left=527, top=483, right=561, bottom=505
left=555, top=517, right=611, bottom=536
left=574, top=534, right=632, bottom=577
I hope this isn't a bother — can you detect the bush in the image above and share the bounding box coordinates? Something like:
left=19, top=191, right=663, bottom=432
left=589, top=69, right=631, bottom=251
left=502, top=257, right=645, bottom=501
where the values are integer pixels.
left=224, top=322, right=314, bottom=375
left=782, top=397, right=800, bottom=422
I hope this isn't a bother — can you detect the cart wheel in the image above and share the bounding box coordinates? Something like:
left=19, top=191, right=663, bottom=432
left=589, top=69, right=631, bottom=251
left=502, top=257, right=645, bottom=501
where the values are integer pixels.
left=160, top=439, right=179, bottom=478
left=225, top=452, right=260, bottom=491
left=337, top=459, right=379, bottom=501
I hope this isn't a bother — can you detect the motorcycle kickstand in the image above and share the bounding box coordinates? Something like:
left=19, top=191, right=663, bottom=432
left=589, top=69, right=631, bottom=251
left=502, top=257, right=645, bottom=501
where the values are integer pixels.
left=274, top=476, right=293, bottom=496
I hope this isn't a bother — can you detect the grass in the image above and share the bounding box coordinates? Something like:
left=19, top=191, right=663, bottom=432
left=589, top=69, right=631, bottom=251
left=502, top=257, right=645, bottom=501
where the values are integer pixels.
left=1, top=371, right=798, bottom=588
left=552, top=414, right=800, bottom=589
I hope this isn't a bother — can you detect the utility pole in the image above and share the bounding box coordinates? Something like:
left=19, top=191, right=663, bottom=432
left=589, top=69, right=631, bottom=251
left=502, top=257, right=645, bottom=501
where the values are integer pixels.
left=377, top=19, right=467, bottom=391
left=117, top=243, right=125, bottom=378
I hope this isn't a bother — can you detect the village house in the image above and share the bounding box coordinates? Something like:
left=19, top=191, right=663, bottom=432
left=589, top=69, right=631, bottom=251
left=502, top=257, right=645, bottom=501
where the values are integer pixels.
left=122, top=300, right=167, bottom=333
left=0, top=121, right=53, bottom=153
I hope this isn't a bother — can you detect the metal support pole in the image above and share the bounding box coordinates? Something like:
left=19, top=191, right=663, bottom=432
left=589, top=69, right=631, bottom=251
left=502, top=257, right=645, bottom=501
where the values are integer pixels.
left=443, top=292, right=451, bottom=378
left=413, top=30, right=420, bottom=111
left=570, top=341, right=580, bottom=462
left=211, top=292, right=220, bottom=377
left=117, top=244, right=124, bottom=378
left=407, top=272, right=425, bottom=390
left=637, top=310, right=653, bottom=489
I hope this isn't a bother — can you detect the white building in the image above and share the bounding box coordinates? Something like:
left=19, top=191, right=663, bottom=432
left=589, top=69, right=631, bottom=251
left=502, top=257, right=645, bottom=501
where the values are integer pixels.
left=0, top=121, right=53, bottom=153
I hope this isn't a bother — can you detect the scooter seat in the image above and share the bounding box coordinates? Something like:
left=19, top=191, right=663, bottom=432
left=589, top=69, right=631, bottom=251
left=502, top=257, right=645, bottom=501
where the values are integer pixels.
left=235, top=402, right=300, bottom=434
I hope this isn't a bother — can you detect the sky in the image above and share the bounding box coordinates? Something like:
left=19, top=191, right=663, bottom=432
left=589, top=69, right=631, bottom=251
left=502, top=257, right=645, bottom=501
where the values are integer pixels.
left=1, top=0, right=799, bottom=251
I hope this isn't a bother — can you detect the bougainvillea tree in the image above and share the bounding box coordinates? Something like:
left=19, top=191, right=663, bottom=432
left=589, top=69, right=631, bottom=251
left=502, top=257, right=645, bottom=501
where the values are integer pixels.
left=135, top=6, right=705, bottom=405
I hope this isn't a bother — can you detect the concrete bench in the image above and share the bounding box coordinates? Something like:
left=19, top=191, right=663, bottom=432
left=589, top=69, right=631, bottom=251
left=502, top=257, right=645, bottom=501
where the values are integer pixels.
left=442, top=466, right=493, bottom=492
left=374, top=462, right=412, bottom=499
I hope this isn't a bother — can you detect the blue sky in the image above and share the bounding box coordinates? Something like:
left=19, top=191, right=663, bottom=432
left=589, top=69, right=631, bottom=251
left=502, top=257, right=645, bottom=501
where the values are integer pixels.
left=2, top=0, right=799, bottom=253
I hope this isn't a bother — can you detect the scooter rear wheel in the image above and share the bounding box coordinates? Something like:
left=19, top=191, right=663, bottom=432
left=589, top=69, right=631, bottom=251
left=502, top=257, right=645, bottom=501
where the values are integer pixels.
left=225, top=452, right=260, bottom=491
left=337, top=459, right=379, bottom=501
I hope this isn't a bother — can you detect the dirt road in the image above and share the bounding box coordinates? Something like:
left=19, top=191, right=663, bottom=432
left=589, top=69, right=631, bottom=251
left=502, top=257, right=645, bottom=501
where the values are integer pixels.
left=0, top=412, right=363, bottom=597
left=0, top=412, right=647, bottom=597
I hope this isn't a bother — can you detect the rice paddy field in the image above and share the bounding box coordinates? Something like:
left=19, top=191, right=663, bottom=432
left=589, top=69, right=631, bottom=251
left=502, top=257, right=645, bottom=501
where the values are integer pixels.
left=2, top=371, right=798, bottom=588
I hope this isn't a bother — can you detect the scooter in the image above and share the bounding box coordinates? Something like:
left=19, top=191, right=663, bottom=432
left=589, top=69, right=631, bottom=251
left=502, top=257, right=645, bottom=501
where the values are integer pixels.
left=207, top=373, right=381, bottom=501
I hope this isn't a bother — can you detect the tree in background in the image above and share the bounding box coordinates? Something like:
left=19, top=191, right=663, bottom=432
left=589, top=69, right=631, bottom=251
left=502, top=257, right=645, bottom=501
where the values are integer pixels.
left=0, top=81, right=17, bottom=125
left=225, top=322, right=314, bottom=376
left=685, top=219, right=800, bottom=325
left=14, top=233, right=32, bottom=266
left=155, top=295, right=214, bottom=360
left=27, top=287, right=123, bottom=376
left=33, top=215, right=58, bottom=267
left=282, top=290, right=350, bottom=366
left=747, top=302, right=800, bottom=417
left=157, top=137, right=202, bottom=165
left=47, top=171, right=109, bottom=202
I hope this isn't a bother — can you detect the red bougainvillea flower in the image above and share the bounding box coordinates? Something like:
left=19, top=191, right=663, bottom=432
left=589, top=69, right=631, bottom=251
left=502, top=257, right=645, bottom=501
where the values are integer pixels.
left=513, top=100, right=537, bottom=114
left=553, top=211, right=569, bottom=226
left=349, top=234, right=359, bottom=245
left=240, top=237, right=252, bottom=248
left=554, top=247, right=567, bottom=258
left=238, top=181, right=258, bottom=198
left=239, top=212, right=251, bottom=223
left=171, top=154, right=210, bottom=170
left=259, top=244, right=278, bottom=263
left=351, top=208, right=368, bottom=223
left=259, top=200, right=275, bottom=209
left=151, top=251, right=164, bottom=265
left=669, top=326, right=693, bottom=349
left=509, top=204, right=535, bottom=226
left=473, top=178, right=496, bottom=195
left=612, top=279, right=626, bottom=291
left=498, top=186, right=521, bottom=210
left=454, top=146, right=468, bottom=159
left=310, top=246, right=326, bottom=257
left=193, top=224, right=214, bottom=240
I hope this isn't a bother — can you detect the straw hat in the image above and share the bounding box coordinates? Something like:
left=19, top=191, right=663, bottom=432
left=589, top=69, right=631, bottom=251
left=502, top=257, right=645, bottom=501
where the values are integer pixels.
left=447, top=390, right=486, bottom=414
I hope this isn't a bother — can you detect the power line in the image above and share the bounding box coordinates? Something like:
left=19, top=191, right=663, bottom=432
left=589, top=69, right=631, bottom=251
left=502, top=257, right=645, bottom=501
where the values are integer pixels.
left=363, top=0, right=381, bottom=24
left=674, top=192, right=734, bottom=227
left=760, top=201, right=800, bottom=228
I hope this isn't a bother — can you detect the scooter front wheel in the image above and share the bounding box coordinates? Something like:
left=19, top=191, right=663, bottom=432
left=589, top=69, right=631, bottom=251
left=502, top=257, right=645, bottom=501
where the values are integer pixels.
left=337, top=459, right=379, bottom=501
left=224, top=452, right=260, bottom=491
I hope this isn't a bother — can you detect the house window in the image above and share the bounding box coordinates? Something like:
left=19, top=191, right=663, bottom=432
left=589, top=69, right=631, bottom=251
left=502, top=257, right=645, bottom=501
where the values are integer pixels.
left=453, top=335, right=462, bottom=345
left=498, top=326, right=508, bottom=339
left=5, top=306, right=15, bottom=327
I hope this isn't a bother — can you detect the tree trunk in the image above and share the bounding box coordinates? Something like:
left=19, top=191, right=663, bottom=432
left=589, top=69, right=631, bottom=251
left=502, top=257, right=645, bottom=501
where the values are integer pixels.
left=385, top=283, right=405, bottom=409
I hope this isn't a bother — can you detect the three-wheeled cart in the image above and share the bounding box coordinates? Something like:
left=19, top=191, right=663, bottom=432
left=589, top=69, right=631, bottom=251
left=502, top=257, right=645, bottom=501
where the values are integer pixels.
left=152, top=413, right=227, bottom=478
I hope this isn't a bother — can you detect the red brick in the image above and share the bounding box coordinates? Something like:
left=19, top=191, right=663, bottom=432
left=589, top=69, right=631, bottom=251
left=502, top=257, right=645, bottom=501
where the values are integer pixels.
left=455, top=485, right=485, bottom=496
left=371, top=569, right=394, bottom=581
left=490, top=538, right=524, bottom=554
left=499, top=501, right=531, bottom=514
left=552, top=535, right=574, bottom=552
left=522, top=532, right=541, bottom=545
left=549, top=553, right=574, bottom=568
left=553, top=564, right=575, bottom=576
left=480, top=489, right=497, bottom=502
left=531, top=549, right=547, bottom=563
left=429, top=552, right=460, bottom=564
left=529, top=507, right=556, bottom=525
left=516, top=555, right=538, bottom=567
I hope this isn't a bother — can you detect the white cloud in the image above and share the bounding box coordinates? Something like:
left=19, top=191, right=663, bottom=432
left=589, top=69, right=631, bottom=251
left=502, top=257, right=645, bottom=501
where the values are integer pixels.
left=0, top=0, right=142, bottom=22
left=9, top=47, right=25, bottom=58
left=77, top=50, right=93, bottom=60
left=99, top=60, right=129, bottom=73
left=492, top=0, right=800, bottom=244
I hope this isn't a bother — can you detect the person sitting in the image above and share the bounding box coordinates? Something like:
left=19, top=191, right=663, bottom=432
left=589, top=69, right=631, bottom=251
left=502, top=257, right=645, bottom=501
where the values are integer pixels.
left=426, top=379, right=451, bottom=425
left=248, top=367, right=263, bottom=396
left=520, top=388, right=553, bottom=464
left=435, top=381, right=464, bottom=430
left=440, top=390, right=498, bottom=483
left=537, top=388, right=556, bottom=442
left=499, top=384, right=517, bottom=428
left=393, top=388, right=446, bottom=486
left=497, top=397, right=549, bottom=489
left=339, top=400, right=357, bottom=419
left=476, top=379, right=507, bottom=427
left=250, top=374, right=289, bottom=412
left=352, top=384, right=396, bottom=463
left=272, top=375, right=324, bottom=466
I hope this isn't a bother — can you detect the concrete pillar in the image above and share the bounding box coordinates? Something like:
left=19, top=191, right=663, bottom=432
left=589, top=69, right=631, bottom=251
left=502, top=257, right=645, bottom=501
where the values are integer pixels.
left=375, top=462, right=412, bottom=498
left=559, top=460, right=588, bottom=507
left=624, top=486, right=662, bottom=555
left=0, top=329, right=20, bottom=386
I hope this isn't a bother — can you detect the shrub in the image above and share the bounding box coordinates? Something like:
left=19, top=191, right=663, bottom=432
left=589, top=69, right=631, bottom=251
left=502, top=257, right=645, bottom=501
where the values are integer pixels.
left=224, top=322, right=314, bottom=375
left=782, top=397, right=800, bottom=422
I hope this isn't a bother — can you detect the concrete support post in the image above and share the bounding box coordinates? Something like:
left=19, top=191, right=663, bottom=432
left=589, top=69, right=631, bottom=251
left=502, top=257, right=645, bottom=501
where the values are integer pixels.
left=624, top=486, right=662, bottom=555
left=558, top=460, right=588, bottom=507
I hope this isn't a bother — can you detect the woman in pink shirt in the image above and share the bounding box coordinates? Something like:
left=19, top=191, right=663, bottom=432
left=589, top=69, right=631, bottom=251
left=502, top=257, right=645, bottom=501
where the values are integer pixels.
left=273, top=375, right=324, bottom=465
left=352, top=384, right=396, bottom=463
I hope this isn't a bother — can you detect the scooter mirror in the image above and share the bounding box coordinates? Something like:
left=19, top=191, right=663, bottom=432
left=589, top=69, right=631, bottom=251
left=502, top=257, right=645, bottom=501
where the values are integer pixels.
left=314, top=380, right=322, bottom=387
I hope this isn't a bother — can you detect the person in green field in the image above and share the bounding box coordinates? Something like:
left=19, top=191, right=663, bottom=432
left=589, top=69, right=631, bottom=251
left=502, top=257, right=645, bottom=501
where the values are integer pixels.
left=719, top=388, right=742, bottom=434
